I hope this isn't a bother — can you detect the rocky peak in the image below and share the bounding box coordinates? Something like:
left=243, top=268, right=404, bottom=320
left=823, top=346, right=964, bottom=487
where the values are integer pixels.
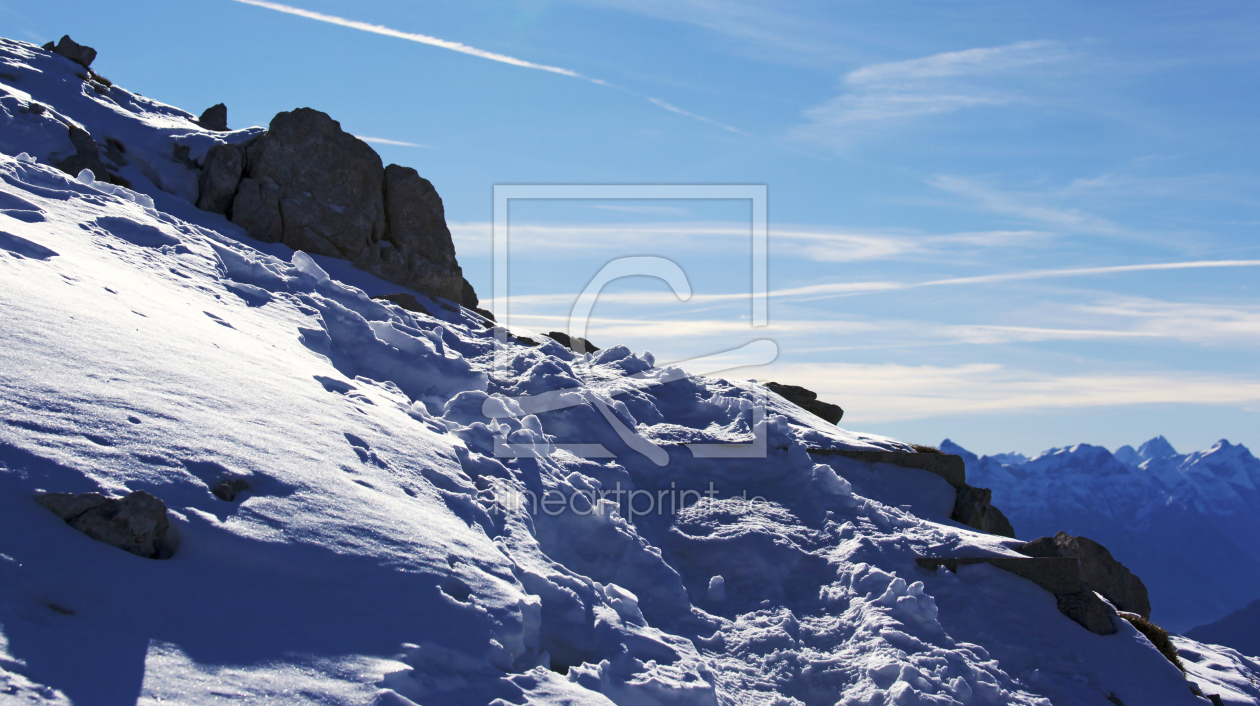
left=1137, top=435, right=1178, bottom=462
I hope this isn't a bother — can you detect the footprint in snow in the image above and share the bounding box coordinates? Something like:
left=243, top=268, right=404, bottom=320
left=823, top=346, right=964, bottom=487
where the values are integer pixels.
left=344, top=432, right=388, bottom=468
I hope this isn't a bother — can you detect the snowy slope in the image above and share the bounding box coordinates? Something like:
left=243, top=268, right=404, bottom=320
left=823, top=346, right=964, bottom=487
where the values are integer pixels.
left=949, top=436, right=1260, bottom=632
left=1, top=37, right=1252, bottom=705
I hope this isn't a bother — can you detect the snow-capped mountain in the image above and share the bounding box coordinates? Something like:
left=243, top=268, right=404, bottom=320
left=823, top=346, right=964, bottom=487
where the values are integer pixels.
left=3, top=35, right=1258, bottom=705
left=945, top=436, right=1260, bottom=633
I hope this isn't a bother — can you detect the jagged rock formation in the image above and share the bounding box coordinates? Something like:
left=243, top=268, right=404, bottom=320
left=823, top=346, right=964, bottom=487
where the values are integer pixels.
left=195, top=108, right=476, bottom=306
left=1017, top=530, right=1152, bottom=619
left=36, top=490, right=173, bottom=559
left=952, top=485, right=1017, bottom=538
left=42, top=35, right=95, bottom=69
left=765, top=381, right=843, bottom=424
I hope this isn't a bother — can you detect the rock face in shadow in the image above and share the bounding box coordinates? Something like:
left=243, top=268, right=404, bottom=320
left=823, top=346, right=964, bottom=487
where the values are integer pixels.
left=36, top=490, right=172, bottom=559
left=43, top=35, right=96, bottom=69
left=232, top=108, right=387, bottom=256
left=198, top=103, right=228, bottom=132
left=1017, top=531, right=1152, bottom=619
left=952, top=485, right=1017, bottom=538
left=917, top=556, right=1118, bottom=635
left=765, top=382, right=843, bottom=424
left=209, top=108, right=474, bottom=305
left=196, top=143, right=243, bottom=214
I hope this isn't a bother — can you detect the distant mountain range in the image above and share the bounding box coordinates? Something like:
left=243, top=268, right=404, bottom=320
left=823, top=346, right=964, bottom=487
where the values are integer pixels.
left=943, top=436, right=1260, bottom=635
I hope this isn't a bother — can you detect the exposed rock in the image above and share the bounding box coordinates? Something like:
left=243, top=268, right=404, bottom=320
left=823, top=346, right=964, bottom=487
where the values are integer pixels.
left=1016, top=531, right=1151, bottom=618
left=462, top=279, right=482, bottom=310
left=212, top=478, right=249, bottom=502
left=36, top=490, right=172, bottom=559
left=47, top=35, right=96, bottom=69
left=952, top=485, right=1017, bottom=538
left=233, top=108, right=387, bottom=256
left=918, top=556, right=1118, bottom=635
left=195, top=143, right=243, bottom=214
left=53, top=124, right=127, bottom=186
left=544, top=331, right=600, bottom=353
left=371, top=292, right=432, bottom=317
left=357, top=164, right=465, bottom=302
left=198, top=103, right=228, bottom=131
left=765, top=382, right=843, bottom=424
left=808, top=448, right=1016, bottom=537
left=808, top=448, right=967, bottom=488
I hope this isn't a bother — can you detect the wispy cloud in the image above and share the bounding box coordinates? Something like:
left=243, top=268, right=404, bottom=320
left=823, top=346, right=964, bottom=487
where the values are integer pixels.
left=230, top=0, right=746, bottom=135
left=790, top=40, right=1072, bottom=148
left=929, top=175, right=1123, bottom=235
left=762, top=361, right=1260, bottom=423
left=450, top=220, right=1043, bottom=261
left=354, top=136, right=428, bottom=148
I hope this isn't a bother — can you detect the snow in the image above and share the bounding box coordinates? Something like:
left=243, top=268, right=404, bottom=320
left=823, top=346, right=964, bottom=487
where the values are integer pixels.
left=0, top=36, right=1250, bottom=705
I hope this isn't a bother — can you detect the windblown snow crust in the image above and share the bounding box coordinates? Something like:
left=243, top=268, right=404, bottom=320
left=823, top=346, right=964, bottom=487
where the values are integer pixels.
left=0, top=37, right=1251, bottom=705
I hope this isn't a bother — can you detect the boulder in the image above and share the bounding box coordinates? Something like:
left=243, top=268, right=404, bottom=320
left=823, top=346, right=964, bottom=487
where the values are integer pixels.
left=195, top=143, right=243, bottom=214
left=47, top=35, right=96, bottom=69
left=36, top=490, right=172, bottom=559
left=952, top=485, right=1017, bottom=538
left=1016, top=531, right=1151, bottom=618
left=544, top=331, right=600, bottom=353
left=198, top=103, right=228, bottom=131
left=356, top=164, right=465, bottom=302
left=765, top=382, right=843, bottom=424
left=232, top=108, right=387, bottom=257
left=216, top=107, right=480, bottom=306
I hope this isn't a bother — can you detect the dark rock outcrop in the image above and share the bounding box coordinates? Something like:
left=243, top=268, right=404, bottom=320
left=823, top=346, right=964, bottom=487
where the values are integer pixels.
left=52, top=124, right=128, bottom=187
left=212, top=478, right=249, bottom=502
left=44, top=35, right=96, bottom=69
left=198, top=103, right=228, bottom=131
left=371, top=292, right=433, bottom=317
left=807, top=448, right=1016, bottom=537
left=544, top=331, right=600, bottom=353
left=1017, top=531, right=1152, bottom=619
left=233, top=108, right=387, bottom=253
left=36, top=490, right=172, bottom=559
left=195, top=143, right=243, bottom=214
left=765, top=382, right=843, bottom=424
left=918, top=556, right=1118, bottom=635
left=952, top=485, right=1017, bottom=538
left=203, top=108, right=472, bottom=305
left=808, top=448, right=966, bottom=488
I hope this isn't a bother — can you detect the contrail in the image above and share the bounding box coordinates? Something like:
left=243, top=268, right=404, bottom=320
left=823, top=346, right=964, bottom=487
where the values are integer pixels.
left=231, top=0, right=584, bottom=78
left=355, top=136, right=428, bottom=148
left=230, top=0, right=747, bottom=135
left=647, top=98, right=749, bottom=136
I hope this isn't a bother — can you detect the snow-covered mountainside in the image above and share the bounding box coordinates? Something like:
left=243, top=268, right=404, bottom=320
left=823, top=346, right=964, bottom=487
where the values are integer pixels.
left=3, top=36, right=1258, bottom=705
left=946, top=436, right=1260, bottom=633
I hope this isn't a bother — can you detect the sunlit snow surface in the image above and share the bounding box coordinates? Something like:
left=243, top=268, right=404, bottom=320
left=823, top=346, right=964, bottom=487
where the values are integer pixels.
left=1, top=37, right=1255, bottom=706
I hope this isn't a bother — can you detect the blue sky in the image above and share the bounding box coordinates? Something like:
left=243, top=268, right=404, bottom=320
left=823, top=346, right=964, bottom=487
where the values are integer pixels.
left=4, top=0, right=1259, bottom=455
